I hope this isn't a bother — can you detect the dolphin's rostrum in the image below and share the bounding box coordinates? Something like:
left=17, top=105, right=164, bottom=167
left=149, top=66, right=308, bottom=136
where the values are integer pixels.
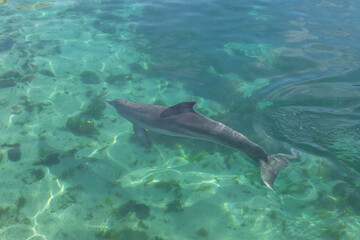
left=107, top=99, right=298, bottom=189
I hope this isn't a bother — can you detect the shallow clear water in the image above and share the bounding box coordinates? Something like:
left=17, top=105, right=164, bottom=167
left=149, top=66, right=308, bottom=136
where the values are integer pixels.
left=0, top=0, right=359, bottom=239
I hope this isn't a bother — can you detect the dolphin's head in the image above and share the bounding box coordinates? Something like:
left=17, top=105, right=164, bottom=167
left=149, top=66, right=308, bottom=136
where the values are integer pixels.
left=106, top=99, right=136, bottom=115
left=107, top=98, right=128, bottom=108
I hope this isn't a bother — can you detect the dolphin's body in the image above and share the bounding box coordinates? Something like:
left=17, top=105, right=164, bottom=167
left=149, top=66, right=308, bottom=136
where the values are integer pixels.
left=107, top=99, right=297, bottom=189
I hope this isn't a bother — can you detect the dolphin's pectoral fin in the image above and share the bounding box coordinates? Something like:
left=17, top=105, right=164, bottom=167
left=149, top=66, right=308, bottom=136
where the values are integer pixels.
left=260, top=149, right=299, bottom=189
left=160, top=101, right=197, bottom=117
left=133, top=125, right=151, bottom=148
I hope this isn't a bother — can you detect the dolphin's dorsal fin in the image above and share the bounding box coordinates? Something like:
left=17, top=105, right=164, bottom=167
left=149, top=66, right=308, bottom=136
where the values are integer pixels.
left=160, top=101, right=197, bottom=117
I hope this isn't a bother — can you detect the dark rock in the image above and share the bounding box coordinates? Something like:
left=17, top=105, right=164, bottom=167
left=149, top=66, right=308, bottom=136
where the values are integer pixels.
left=115, top=200, right=137, bottom=217
left=114, top=200, right=150, bottom=220
left=80, top=71, right=99, bottom=84
left=8, top=145, right=21, bottom=161
left=36, top=152, right=60, bottom=166
left=31, top=169, right=45, bottom=181
left=134, top=203, right=150, bottom=220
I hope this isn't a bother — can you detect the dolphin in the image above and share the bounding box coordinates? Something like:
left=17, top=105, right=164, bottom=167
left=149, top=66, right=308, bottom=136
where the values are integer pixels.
left=106, top=99, right=298, bottom=189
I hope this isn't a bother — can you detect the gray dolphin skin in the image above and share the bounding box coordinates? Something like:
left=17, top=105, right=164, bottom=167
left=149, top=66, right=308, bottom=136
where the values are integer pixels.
left=106, top=99, right=298, bottom=189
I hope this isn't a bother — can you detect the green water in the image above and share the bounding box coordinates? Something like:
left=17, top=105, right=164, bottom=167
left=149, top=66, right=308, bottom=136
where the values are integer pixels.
left=0, top=0, right=359, bottom=239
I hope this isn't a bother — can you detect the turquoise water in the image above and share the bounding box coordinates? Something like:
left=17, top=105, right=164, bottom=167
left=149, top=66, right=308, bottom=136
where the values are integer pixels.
left=1, top=0, right=359, bottom=239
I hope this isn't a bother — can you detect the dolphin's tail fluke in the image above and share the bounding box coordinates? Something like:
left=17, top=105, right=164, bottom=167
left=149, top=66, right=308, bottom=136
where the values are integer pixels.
left=260, top=149, right=299, bottom=189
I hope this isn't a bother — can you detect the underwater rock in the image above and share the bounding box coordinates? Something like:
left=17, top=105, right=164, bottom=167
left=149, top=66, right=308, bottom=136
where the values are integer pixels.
left=35, top=152, right=60, bottom=166
left=134, top=203, right=150, bottom=220
left=114, top=200, right=150, bottom=220
left=80, top=71, right=100, bottom=84
left=66, top=116, right=98, bottom=136
left=31, top=169, right=45, bottom=181
left=7, top=144, right=21, bottom=161
left=8, top=148, right=21, bottom=161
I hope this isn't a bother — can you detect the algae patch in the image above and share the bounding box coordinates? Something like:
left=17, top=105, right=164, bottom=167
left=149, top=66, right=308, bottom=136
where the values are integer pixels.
left=65, top=93, right=106, bottom=136
left=185, top=152, right=207, bottom=162
left=165, top=199, right=183, bottom=213
left=114, top=200, right=150, bottom=220
left=154, top=179, right=182, bottom=198
left=82, top=94, right=107, bottom=120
